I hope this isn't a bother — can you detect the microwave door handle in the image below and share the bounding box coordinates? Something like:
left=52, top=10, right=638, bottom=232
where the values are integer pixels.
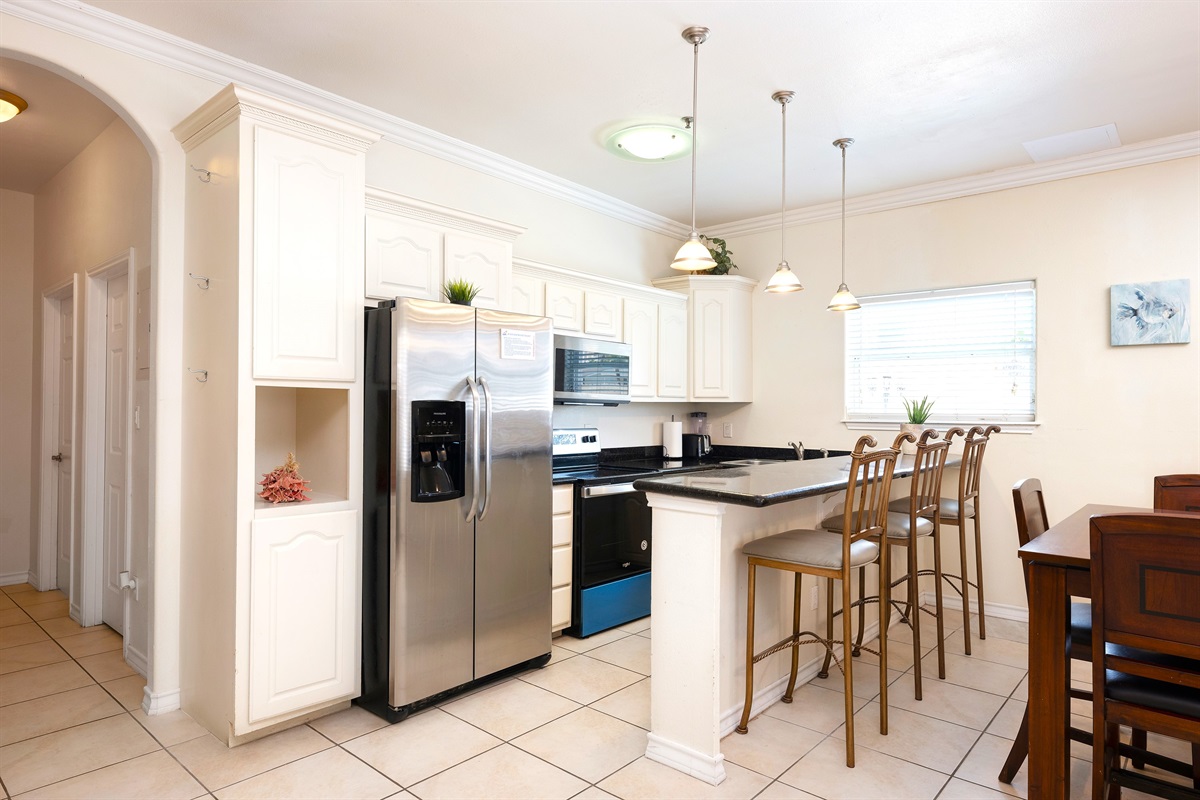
left=464, top=376, right=481, bottom=522
left=478, top=376, right=494, bottom=520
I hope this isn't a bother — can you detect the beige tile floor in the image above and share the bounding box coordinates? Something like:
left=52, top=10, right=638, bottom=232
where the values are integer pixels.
left=0, top=582, right=1192, bottom=799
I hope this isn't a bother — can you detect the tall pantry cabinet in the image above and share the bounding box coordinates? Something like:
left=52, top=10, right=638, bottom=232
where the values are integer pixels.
left=174, top=85, right=380, bottom=743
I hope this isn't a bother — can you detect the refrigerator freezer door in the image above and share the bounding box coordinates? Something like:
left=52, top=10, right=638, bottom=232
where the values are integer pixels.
left=473, top=309, right=553, bottom=678
left=390, top=299, right=477, bottom=705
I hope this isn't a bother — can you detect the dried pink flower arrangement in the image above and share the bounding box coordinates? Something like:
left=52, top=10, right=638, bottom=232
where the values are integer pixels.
left=258, top=452, right=311, bottom=503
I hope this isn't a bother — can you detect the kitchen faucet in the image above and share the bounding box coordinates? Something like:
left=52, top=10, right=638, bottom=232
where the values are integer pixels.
left=789, top=441, right=804, bottom=460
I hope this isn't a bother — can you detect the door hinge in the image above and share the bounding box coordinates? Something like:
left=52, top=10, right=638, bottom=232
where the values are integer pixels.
left=51, top=453, right=63, bottom=462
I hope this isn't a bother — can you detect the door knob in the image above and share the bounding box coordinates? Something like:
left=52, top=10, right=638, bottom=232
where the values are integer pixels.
left=51, top=453, right=63, bottom=462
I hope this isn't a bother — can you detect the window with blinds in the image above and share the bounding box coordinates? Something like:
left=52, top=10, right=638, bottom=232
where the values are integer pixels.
left=844, top=281, right=1036, bottom=424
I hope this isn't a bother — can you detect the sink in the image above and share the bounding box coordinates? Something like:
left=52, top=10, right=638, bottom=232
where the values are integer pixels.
left=720, top=458, right=785, bottom=466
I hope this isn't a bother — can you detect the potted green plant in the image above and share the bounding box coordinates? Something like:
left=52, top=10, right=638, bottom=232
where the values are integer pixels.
left=442, top=278, right=482, bottom=306
left=900, top=396, right=935, bottom=454
left=700, top=235, right=738, bottom=275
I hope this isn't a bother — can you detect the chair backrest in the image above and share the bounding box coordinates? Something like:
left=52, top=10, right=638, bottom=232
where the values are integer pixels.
left=1012, top=478, right=1050, bottom=548
left=957, top=424, right=1001, bottom=505
left=1090, top=513, right=1200, bottom=681
left=891, top=427, right=962, bottom=519
left=839, top=434, right=900, bottom=551
left=1153, top=474, right=1200, bottom=512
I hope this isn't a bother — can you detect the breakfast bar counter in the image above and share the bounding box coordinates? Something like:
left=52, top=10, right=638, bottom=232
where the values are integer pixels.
left=632, top=453, right=948, bottom=785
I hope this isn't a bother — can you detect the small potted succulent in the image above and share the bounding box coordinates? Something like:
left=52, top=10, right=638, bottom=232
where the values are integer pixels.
left=900, top=396, right=935, bottom=454
left=442, top=278, right=482, bottom=306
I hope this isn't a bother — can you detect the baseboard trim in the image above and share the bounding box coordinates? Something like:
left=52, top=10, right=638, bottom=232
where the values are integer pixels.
left=645, top=733, right=728, bottom=786
left=919, top=590, right=1028, bottom=623
left=143, top=687, right=181, bottom=715
left=0, top=571, right=36, bottom=588
left=124, top=643, right=149, bottom=678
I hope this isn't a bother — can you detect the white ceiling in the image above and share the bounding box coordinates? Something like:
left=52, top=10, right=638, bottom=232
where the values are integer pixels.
left=10, top=1, right=1200, bottom=227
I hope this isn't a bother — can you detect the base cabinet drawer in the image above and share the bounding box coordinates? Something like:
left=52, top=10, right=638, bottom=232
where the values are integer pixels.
left=552, top=585, right=572, bottom=632
left=552, top=544, right=572, bottom=587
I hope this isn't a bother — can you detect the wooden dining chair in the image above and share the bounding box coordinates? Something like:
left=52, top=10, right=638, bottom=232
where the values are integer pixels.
left=999, top=477, right=1097, bottom=783
left=735, top=435, right=899, bottom=768
left=1154, top=474, right=1200, bottom=513
left=1090, top=512, right=1200, bottom=800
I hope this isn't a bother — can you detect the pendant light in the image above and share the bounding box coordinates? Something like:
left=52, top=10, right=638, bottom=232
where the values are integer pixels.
left=764, top=91, right=803, bottom=293
left=670, top=27, right=717, bottom=272
left=827, top=138, right=861, bottom=311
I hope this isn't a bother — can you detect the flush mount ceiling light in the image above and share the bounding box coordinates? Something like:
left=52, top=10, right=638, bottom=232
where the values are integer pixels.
left=670, top=26, right=717, bottom=272
left=827, top=138, right=861, bottom=312
left=606, top=121, right=692, bottom=162
left=764, top=91, right=803, bottom=294
left=0, top=89, right=28, bottom=123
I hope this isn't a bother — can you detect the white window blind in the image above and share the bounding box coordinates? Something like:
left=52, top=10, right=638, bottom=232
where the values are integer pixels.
left=844, top=281, right=1036, bottom=424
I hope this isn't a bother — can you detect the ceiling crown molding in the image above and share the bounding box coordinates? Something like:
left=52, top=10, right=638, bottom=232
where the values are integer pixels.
left=710, top=131, right=1200, bottom=239
left=2, top=0, right=690, bottom=239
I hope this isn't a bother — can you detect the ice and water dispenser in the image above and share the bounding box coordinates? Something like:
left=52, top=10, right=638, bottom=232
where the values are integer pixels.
left=411, top=400, right=465, bottom=502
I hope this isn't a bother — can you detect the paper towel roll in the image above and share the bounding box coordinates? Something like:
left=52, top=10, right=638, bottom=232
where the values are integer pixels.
left=663, top=420, right=683, bottom=459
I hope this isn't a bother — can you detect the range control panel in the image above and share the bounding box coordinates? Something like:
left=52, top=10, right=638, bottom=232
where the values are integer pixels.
left=551, top=427, right=601, bottom=457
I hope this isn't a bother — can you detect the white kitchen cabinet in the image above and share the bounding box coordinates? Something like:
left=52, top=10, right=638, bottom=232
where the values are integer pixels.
left=656, top=301, right=688, bottom=399
left=364, top=190, right=524, bottom=308
left=174, top=84, right=378, bottom=743
left=623, top=298, right=657, bottom=399
left=251, top=127, right=363, bottom=382
left=249, top=510, right=359, bottom=722
left=364, top=212, right=443, bottom=302
left=510, top=272, right=545, bottom=317
left=584, top=290, right=622, bottom=339
left=652, top=275, right=757, bottom=402
left=546, top=282, right=584, bottom=332
left=551, top=484, right=574, bottom=633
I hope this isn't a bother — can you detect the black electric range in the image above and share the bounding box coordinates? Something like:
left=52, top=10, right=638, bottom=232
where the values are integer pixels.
left=551, top=428, right=723, bottom=638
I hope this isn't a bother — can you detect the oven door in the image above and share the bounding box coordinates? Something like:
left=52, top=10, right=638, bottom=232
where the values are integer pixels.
left=569, top=481, right=652, bottom=637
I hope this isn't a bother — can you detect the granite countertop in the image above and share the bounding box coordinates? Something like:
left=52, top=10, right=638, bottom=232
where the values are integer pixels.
left=632, top=453, right=954, bottom=508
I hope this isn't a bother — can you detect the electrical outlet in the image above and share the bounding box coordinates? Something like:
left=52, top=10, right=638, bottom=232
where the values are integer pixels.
left=810, top=586, right=820, bottom=610
left=722, top=422, right=733, bottom=439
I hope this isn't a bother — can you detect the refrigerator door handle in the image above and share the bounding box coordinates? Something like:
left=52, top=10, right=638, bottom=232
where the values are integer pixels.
left=478, top=376, right=494, bottom=520
left=465, top=376, right=481, bottom=522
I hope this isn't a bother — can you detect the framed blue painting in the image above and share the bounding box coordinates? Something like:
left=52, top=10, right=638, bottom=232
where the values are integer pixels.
left=1110, top=279, right=1190, bottom=346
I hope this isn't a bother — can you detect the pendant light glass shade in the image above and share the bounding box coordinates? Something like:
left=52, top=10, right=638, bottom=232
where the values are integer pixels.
left=765, top=91, right=802, bottom=294
left=827, top=138, right=861, bottom=311
left=671, top=27, right=717, bottom=272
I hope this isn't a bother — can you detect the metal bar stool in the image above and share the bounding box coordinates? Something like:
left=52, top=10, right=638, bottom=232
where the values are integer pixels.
left=830, top=427, right=959, bottom=700
left=890, top=424, right=999, bottom=654
left=735, top=435, right=899, bottom=768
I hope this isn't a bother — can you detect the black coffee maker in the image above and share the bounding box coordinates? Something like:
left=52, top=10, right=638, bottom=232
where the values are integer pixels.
left=411, top=400, right=465, bottom=502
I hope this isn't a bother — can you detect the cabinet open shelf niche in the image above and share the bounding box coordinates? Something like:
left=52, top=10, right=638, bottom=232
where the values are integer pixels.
left=254, top=385, right=351, bottom=515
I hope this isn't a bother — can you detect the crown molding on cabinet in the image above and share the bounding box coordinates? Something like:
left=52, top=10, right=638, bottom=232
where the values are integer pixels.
left=512, top=257, right=688, bottom=303
left=366, top=187, right=526, bottom=243
left=712, top=131, right=1200, bottom=239
left=7, top=1, right=1198, bottom=242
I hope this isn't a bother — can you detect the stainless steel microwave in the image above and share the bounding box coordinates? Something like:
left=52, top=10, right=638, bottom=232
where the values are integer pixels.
left=553, top=334, right=631, bottom=406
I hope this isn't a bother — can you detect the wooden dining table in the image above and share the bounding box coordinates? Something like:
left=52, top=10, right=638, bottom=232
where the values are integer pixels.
left=1017, top=503, right=1200, bottom=799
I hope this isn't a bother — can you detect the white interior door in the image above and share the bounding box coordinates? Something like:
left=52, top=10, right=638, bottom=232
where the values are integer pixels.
left=102, top=274, right=129, bottom=633
left=55, top=297, right=75, bottom=592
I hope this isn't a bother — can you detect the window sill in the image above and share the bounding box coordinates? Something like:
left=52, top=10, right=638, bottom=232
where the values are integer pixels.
left=841, top=420, right=1040, bottom=435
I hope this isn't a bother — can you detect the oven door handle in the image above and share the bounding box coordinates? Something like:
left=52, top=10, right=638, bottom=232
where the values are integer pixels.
left=465, top=376, right=481, bottom=522
left=581, top=483, right=640, bottom=498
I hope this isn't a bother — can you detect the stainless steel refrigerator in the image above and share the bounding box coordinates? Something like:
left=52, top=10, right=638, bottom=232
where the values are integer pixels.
left=360, top=297, right=552, bottom=722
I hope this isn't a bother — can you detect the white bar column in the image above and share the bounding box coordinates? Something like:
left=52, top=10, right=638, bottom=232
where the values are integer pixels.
left=644, top=492, right=728, bottom=786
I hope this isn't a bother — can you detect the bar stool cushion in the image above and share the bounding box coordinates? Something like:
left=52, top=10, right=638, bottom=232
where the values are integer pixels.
left=742, top=529, right=879, bottom=570
left=1069, top=601, right=1091, bottom=648
left=1106, top=670, right=1200, bottom=719
left=821, top=511, right=933, bottom=539
left=888, top=496, right=975, bottom=520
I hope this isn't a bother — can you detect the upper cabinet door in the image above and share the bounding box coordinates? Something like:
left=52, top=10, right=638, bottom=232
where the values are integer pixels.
left=364, top=212, right=443, bottom=302
left=510, top=272, right=546, bottom=317
left=253, top=127, right=362, bottom=381
left=623, top=298, right=657, bottom=398
left=584, top=291, right=622, bottom=339
left=444, top=232, right=511, bottom=311
left=657, top=302, right=688, bottom=399
left=545, top=282, right=583, bottom=332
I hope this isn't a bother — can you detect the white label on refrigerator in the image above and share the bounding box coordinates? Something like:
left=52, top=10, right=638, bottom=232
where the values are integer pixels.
left=499, top=329, right=535, bottom=360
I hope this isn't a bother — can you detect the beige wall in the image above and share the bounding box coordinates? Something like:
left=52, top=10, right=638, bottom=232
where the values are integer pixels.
left=0, top=189, right=35, bottom=582
left=707, top=158, right=1200, bottom=611
left=31, top=117, right=153, bottom=667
